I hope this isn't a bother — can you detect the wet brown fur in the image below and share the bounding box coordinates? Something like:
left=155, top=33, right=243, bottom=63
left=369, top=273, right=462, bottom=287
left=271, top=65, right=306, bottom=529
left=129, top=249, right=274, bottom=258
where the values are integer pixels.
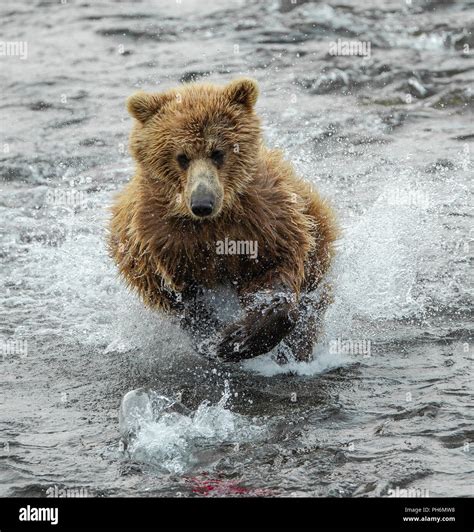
left=108, top=79, right=338, bottom=361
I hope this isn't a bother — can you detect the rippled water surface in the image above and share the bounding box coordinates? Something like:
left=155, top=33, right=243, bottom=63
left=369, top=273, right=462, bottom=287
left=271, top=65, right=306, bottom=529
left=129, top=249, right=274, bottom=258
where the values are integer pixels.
left=1, top=0, right=472, bottom=497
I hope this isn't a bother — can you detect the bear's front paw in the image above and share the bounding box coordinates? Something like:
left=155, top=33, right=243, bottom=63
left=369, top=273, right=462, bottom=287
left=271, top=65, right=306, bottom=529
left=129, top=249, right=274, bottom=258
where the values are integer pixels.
left=216, top=321, right=253, bottom=361
left=217, top=296, right=299, bottom=361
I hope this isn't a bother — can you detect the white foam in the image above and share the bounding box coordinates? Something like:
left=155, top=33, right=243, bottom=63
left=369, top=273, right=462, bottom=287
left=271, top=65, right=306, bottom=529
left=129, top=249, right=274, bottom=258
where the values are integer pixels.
left=328, top=184, right=435, bottom=325
left=123, top=383, right=265, bottom=474
left=243, top=346, right=351, bottom=377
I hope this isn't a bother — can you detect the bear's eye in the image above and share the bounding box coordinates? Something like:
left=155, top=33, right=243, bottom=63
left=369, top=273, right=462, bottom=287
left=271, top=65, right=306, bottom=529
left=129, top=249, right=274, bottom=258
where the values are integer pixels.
left=210, top=149, right=225, bottom=167
left=176, top=153, right=190, bottom=170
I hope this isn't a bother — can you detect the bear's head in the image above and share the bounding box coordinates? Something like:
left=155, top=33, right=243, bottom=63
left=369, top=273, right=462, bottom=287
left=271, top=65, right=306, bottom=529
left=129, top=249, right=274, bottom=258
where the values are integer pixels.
left=127, top=78, right=261, bottom=220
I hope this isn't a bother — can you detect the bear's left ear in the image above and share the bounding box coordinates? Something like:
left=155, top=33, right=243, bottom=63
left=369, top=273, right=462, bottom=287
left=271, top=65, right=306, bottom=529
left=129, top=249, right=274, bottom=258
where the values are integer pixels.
left=225, top=78, right=259, bottom=109
left=127, top=91, right=173, bottom=123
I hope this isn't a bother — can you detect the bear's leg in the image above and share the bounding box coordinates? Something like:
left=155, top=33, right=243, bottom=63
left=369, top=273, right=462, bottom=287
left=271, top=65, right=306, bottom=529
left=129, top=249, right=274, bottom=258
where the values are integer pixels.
left=180, top=286, right=222, bottom=356
left=274, top=304, right=319, bottom=364
left=275, top=285, right=333, bottom=364
left=216, top=291, right=299, bottom=361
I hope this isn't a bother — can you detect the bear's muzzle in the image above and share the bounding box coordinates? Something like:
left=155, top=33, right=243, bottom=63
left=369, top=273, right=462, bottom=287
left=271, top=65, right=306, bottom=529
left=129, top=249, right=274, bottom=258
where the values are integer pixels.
left=190, top=183, right=216, bottom=217
left=186, top=159, right=224, bottom=218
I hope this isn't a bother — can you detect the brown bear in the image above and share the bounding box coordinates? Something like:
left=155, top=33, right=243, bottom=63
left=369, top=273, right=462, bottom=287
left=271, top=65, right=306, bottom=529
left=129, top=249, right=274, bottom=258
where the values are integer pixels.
left=108, top=78, right=338, bottom=363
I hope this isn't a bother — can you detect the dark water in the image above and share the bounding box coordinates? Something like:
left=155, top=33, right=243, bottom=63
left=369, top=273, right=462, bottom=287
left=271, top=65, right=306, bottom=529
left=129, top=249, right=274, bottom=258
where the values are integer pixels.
left=1, top=0, right=472, bottom=497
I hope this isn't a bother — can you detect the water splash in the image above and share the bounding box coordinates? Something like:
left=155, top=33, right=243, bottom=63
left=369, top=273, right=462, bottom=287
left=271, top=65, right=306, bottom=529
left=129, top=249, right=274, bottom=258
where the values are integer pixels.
left=120, top=382, right=265, bottom=474
left=243, top=175, right=443, bottom=377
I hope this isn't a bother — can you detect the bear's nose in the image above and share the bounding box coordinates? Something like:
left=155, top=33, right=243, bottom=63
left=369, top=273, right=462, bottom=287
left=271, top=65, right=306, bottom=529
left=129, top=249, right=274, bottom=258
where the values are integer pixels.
left=190, top=187, right=215, bottom=217
left=191, top=199, right=214, bottom=217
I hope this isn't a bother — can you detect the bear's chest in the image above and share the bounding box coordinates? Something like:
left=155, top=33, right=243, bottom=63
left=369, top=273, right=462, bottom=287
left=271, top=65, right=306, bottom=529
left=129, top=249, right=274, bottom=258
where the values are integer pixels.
left=173, top=242, right=266, bottom=289
left=164, top=219, right=276, bottom=290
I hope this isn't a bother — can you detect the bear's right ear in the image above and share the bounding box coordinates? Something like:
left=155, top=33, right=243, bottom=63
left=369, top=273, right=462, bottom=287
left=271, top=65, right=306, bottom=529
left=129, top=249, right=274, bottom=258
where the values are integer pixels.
left=127, top=91, right=172, bottom=123
left=225, top=78, right=259, bottom=110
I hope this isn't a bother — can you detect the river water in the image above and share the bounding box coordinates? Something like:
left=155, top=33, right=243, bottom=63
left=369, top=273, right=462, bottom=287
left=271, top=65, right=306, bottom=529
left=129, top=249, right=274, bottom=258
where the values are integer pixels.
left=1, top=0, right=472, bottom=497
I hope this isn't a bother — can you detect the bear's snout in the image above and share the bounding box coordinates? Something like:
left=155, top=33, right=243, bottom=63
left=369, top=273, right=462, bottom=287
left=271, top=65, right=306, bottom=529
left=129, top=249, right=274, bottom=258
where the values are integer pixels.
left=186, top=159, right=224, bottom=219
left=190, top=184, right=216, bottom=218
